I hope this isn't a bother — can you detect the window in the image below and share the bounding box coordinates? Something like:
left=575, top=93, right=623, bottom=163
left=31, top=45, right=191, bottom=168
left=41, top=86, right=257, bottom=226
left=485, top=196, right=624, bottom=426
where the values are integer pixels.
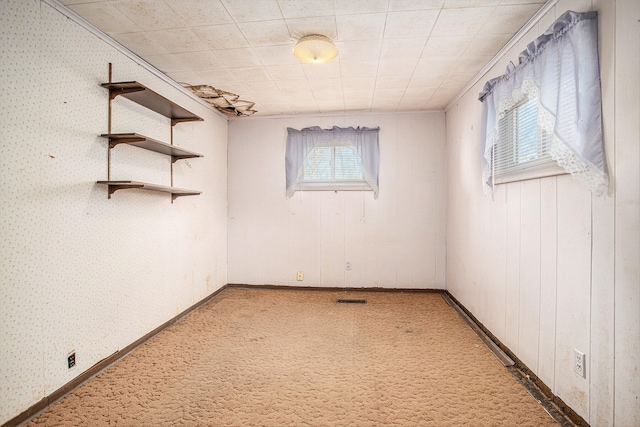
left=285, top=126, right=380, bottom=198
left=493, top=97, right=557, bottom=183
left=479, top=11, right=608, bottom=195
left=302, top=141, right=366, bottom=187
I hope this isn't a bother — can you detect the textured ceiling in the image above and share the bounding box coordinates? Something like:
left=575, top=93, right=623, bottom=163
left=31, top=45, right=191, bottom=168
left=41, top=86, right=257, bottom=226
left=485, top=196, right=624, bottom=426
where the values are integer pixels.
left=60, top=0, right=546, bottom=116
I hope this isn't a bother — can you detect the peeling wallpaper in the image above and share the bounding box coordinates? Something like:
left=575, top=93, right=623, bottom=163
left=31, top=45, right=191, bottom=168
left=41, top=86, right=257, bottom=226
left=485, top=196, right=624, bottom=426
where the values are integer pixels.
left=0, top=0, right=228, bottom=423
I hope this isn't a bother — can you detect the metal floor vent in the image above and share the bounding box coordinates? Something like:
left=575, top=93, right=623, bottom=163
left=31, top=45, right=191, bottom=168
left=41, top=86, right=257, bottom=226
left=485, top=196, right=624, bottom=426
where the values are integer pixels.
left=336, top=299, right=367, bottom=304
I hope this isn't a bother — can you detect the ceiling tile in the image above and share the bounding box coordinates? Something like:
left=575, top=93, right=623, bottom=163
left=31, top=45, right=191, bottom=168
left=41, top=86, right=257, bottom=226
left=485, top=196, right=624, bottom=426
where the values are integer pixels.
left=388, top=0, right=445, bottom=11
left=192, top=24, right=249, bottom=49
left=443, top=0, right=499, bottom=8
left=165, top=71, right=202, bottom=85
left=316, top=101, right=345, bottom=112
left=336, top=13, right=386, bottom=41
left=67, top=3, right=141, bottom=34
left=478, top=4, right=543, bottom=35
left=278, top=0, right=335, bottom=18
left=238, top=20, right=292, bottom=46
left=112, top=0, right=185, bottom=31
left=500, top=0, right=545, bottom=4
left=244, top=79, right=279, bottom=92
left=308, top=78, right=342, bottom=92
left=267, top=64, right=306, bottom=80
left=338, top=40, right=382, bottom=62
left=398, top=98, right=428, bottom=110
left=166, top=0, right=234, bottom=26
left=414, top=57, right=456, bottom=78
left=377, top=59, right=418, bottom=76
left=253, top=45, right=299, bottom=66
left=111, top=32, right=169, bottom=56
left=451, top=55, right=493, bottom=74
left=274, top=79, right=312, bottom=93
left=384, top=10, right=439, bottom=38
left=142, top=54, right=192, bottom=73
left=441, top=72, right=476, bottom=87
left=221, top=0, right=283, bottom=22
left=215, top=48, right=263, bottom=67
left=430, top=7, right=494, bottom=36
left=313, top=90, right=344, bottom=102
left=343, top=99, right=372, bottom=110
left=172, top=51, right=225, bottom=70
left=145, top=28, right=209, bottom=53
left=226, top=66, right=273, bottom=82
left=334, top=0, right=389, bottom=15
left=340, top=61, right=378, bottom=77
left=302, top=62, right=341, bottom=79
left=60, top=0, right=105, bottom=4
left=465, top=33, right=512, bottom=56
left=380, top=38, right=426, bottom=60
left=375, top=75, right=412, bottom=89
left=371, top=97, right=401, bottom=110
left=286, top=16, right=337, bottom=40
left=341, top=76, right=377, bottom=91
left=423, top=35, right=473, bottom=57
left=221, top=82, right=252, bottom=97
left=196, top=68, right=241, bottom=85
left=401, top=86, right=437, bottom=101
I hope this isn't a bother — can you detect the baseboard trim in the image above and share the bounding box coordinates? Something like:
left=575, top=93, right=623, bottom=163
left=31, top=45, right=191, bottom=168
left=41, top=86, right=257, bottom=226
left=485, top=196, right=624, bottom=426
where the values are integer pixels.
left=3, top=285, right=230, bottom=427
left=226, top=283, right=446, bottom=293
left=444, top=291, right=588, bottom=427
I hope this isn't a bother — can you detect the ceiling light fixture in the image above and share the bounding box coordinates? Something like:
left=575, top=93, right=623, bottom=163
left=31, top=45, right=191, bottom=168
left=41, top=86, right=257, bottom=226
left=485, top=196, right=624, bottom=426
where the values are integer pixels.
left=293, top=34, right=338, bottom=64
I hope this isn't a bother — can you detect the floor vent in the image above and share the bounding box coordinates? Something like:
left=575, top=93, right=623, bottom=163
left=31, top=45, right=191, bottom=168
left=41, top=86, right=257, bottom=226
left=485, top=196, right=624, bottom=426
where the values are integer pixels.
left=336, top=299, right=367, bottom=304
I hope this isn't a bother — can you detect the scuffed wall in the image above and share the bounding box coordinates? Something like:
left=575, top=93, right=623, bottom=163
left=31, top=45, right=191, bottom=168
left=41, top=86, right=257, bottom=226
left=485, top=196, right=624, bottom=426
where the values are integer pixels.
left=0, top=1, right=228, bottom=423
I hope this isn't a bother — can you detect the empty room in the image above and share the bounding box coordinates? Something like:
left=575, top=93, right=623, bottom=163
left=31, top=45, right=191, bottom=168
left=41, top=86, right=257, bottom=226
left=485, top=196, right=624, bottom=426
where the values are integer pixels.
left=1, top=0, right=638, bottom=426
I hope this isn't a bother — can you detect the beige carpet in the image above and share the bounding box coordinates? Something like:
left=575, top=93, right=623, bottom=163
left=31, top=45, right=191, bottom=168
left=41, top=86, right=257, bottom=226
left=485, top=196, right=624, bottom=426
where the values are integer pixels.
left=27, top=288, right=559, bottom=426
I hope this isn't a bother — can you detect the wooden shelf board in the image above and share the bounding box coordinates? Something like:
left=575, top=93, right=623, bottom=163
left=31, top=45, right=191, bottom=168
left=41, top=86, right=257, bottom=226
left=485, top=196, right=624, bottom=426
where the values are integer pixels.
left=101, top=81, right=203, bottom=123
left=100, top=133, right=203, bottom=162
left=97, top=181, right=201, bottom=200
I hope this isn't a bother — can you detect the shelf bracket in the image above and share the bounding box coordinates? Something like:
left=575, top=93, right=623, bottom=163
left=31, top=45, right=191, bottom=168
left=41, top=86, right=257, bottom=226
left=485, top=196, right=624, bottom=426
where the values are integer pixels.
left=107, top=183, right=143, bottom=198
left=108, top=87, right=145, bottom=100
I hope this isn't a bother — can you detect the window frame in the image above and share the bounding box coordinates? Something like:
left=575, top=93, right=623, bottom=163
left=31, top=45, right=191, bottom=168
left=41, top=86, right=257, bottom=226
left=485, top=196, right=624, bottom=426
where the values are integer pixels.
left=492, top=95, right=565, bottom=185
left=299, top=139, right=373, bottom=192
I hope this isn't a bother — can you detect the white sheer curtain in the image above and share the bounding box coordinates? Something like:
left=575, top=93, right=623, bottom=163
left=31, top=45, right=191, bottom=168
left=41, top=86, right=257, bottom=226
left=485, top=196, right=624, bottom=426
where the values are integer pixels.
left=479, top=10, right=608, bottom=195
left=285, top=126, right=380, bottom=198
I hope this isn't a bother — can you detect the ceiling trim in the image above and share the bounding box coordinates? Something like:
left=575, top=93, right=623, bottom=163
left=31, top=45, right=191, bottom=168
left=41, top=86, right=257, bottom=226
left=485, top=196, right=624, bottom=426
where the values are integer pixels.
left=444, top=0, right=560, bottom=112
left=41, top=0, right=228, bottom=120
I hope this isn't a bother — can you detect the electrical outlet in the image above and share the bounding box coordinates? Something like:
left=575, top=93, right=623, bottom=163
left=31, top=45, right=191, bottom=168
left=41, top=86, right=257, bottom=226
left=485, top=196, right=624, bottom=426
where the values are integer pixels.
left=67, top=351, right=76, bottom=369
left=574, top=349, right=585, bottom=378
left=296, top=271, right=304, bottom=281
left=345, top=261, right=352, bottom=271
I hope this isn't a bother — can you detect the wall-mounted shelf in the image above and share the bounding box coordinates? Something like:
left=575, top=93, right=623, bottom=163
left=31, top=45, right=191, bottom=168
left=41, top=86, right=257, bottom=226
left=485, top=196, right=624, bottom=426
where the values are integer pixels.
left=98, top=66, right=203, bottom=202
left=100, top=133, right=203, bottom=163
left=101, top=81, right=203, bottom=125
left=97, top=181, right=201, bottom=201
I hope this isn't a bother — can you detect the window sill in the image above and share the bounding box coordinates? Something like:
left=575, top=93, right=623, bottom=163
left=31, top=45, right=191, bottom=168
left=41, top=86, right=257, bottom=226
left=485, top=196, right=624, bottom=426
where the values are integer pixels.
left=298, top=182, right=372, bottom=192
left=495, top=164, right=567, bottom=185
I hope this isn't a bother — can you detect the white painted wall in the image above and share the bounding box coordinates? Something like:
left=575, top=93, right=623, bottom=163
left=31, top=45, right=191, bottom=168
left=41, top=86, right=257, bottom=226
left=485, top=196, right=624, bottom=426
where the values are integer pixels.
left=228, top=112, right=446, bottom=289
left=445, top=0, right=639, bottom=425
left=0, top=1, right=228, bottom=423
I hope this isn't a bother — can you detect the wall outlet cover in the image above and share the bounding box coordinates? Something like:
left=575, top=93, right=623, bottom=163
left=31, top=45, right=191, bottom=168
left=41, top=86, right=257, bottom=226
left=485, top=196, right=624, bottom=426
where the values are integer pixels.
left=574, top=349, right=585, bottom=378
left=67, top=351, right=76, bottom=369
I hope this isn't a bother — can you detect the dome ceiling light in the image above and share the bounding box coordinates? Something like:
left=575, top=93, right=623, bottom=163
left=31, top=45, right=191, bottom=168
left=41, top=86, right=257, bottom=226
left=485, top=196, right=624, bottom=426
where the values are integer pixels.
left=293, top=34, right=338, bottom=64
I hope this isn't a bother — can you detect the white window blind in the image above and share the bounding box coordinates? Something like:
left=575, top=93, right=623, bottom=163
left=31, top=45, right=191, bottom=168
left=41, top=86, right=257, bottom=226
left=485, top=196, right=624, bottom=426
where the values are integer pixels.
left=494, top=97, right=554, bottom=179
left=303, top=143, right=364, bottom=183
left=479, top=11, right=608, bottom=195
left=286, top=126, right=380, bottom=198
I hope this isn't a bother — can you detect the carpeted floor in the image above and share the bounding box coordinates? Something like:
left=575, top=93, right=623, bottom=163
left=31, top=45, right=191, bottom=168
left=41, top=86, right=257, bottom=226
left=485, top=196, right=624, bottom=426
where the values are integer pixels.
left=26, top=288, right=559, bottom=426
